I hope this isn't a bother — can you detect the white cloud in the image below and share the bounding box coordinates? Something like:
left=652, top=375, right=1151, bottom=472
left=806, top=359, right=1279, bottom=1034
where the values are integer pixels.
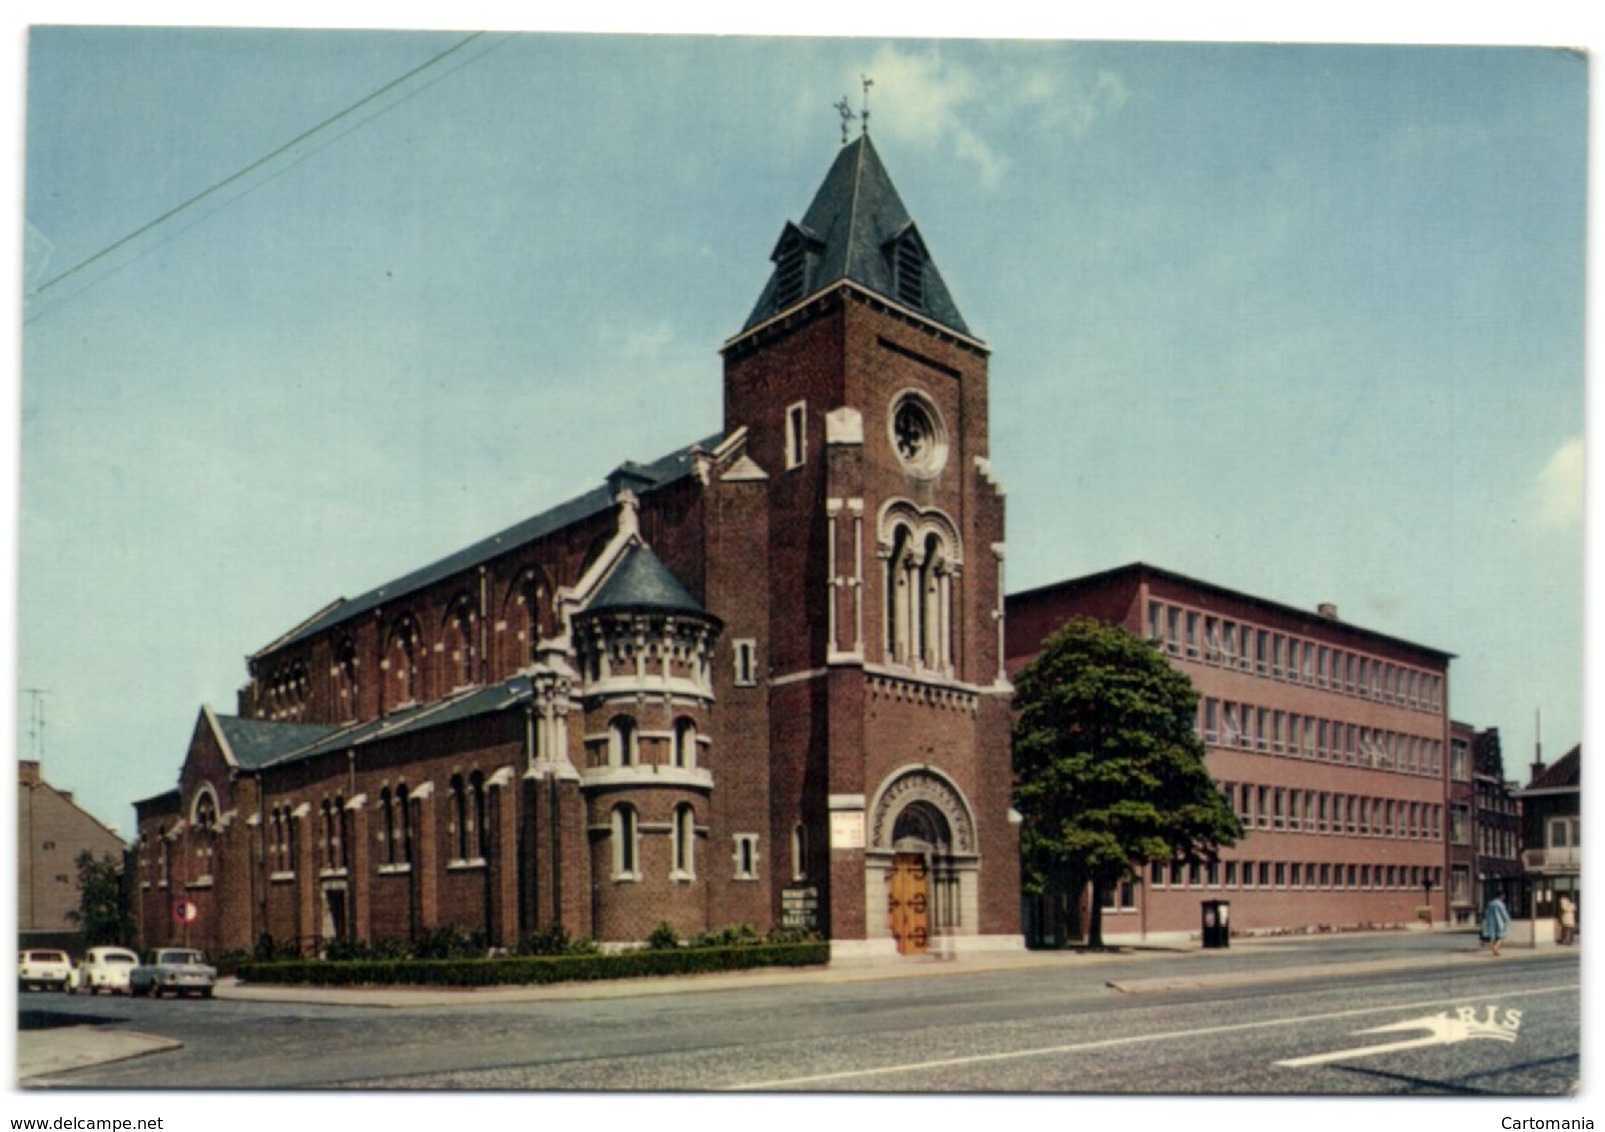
left=1534, top=436, right=1584, bottom=530
left=861, top=47, right=1129, bottom=189
left=1019, top=67, right=1130, bottom=138
left=865, top=46, right=997, bottom=178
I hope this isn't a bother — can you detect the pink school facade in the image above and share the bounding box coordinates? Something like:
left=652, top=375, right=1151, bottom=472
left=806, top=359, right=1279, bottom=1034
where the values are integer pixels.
left=1007, top=563, right=1456, bottom=943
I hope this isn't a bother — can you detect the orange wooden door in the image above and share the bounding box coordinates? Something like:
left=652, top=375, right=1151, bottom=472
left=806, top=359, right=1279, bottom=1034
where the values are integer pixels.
left=888, top=853, right=930, bottom=955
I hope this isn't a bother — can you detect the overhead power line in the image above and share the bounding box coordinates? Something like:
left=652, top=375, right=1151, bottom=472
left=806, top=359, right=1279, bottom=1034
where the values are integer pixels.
left=27, top=30, right=499, bottom=314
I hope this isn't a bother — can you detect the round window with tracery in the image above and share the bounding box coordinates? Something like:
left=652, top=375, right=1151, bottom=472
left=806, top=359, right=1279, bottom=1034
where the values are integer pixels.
left=890, top=392, right=947, bottom=477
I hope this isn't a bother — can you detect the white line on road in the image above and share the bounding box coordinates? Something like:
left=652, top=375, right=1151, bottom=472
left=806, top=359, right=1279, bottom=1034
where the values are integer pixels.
left=721, top=982, right=1579, bottom=1091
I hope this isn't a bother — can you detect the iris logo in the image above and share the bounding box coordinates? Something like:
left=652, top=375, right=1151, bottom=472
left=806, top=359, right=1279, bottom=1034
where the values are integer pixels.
left=1276, top=1005, right=1522, bottom=1067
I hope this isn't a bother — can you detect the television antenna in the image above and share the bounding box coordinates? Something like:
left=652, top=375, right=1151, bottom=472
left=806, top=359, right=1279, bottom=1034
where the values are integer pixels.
left=21, top=688, right=48, bottom=762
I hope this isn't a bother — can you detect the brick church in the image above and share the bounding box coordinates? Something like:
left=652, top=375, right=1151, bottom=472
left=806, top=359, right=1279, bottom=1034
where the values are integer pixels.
left=134, top=134, right=1023, bottom=960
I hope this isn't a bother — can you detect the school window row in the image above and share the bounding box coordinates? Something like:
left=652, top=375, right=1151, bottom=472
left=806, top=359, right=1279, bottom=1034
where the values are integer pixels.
left=1145, top=858, right=1445, bottom=893
left=1148, top=599, right=1443, bottom=714
left=1200, top=697, right=1443, bottom=777
left=1219, top=780, right=1444, bottom=841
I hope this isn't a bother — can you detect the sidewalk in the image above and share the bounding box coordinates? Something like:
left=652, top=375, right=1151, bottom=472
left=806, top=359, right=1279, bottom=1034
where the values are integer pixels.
left=211, top=942, right=1158, bottom=1008
left=17, top=1028, right=181, bottom=1083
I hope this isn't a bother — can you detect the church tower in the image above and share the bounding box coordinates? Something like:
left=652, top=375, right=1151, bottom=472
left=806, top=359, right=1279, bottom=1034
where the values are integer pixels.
left=720, top=134, right=1020, bottom=956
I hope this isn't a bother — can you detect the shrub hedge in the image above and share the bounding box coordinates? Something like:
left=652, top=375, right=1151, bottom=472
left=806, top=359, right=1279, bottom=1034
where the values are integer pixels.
left=233, top=940, right=830, bottom=988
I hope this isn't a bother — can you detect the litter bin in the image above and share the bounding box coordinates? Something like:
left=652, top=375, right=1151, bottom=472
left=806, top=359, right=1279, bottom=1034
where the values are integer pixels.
left=1201, top=900, right=1230, bottom=949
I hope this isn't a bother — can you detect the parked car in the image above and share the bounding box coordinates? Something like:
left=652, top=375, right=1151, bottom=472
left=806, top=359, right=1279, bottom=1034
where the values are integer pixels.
left=18, top=949, right=74, bottom=992
left=71, top=946, right=140, bottom=995
left=129, top=948, right=216, bottom=998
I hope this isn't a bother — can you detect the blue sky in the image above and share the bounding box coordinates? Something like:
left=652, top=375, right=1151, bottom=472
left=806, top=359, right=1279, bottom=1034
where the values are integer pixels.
left=15, top=25, right=1588, bottom=852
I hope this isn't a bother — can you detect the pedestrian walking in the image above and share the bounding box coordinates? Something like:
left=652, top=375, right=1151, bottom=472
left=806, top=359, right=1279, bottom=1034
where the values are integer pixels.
left=1483, top=893, right=1510, bottom=956
left=1558, top=895, right=1576, bottom=946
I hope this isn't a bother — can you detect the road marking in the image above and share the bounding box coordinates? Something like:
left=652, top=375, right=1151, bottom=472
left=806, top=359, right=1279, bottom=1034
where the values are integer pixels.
left=721, top=983, right=1578, bottom=1091
left=1275, top=1004, right=1522, bottom=1067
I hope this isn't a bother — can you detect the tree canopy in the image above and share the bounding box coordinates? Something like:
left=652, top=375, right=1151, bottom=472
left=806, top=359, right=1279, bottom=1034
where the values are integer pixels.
left=67, top=850, right=134, bottom=947
left=1012, top=616, right=1242, bottom=946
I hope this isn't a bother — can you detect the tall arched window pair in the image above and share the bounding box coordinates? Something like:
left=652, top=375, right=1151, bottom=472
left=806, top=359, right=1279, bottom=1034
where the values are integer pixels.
left=449, top=772, right=489, bottom=862
left=882, top=505, right=960, bottom=673
left=379, top=786, right=413, bottom=866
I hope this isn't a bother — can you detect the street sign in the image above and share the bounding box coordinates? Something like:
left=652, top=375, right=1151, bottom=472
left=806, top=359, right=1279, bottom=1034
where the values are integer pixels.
left=173, top=898, right=199, bottom=924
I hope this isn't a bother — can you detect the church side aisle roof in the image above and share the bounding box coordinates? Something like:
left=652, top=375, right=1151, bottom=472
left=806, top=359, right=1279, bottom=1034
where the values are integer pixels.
left=269, top=431, right=725, bottom=653
left=255, top=680, right=536, bottom=769
left=215, top=714, right=339, bottom=770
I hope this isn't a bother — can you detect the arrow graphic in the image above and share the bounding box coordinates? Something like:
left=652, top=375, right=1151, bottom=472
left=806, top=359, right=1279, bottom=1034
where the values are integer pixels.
left=1276, top=1007, right=1519, bottom=1068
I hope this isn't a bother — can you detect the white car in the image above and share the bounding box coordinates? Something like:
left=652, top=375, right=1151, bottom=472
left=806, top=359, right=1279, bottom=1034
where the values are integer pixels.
left=18, top=949, right=74, bottom=992
left=72, top=946, right=140, bottom=995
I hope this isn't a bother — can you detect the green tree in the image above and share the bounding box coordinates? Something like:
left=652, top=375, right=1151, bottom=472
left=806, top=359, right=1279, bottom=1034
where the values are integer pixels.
left=66, top=850, right=134, bottom=946
left=1012, top=617, right=1242, bottom=948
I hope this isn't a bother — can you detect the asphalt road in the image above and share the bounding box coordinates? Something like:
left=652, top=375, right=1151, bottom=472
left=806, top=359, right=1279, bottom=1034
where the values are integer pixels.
left=17, top=932, right=1580, bottom=1096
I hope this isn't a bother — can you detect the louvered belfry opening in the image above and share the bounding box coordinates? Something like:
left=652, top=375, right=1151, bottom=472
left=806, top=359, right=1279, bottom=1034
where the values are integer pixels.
left=894, top=233, right=924, bottom=309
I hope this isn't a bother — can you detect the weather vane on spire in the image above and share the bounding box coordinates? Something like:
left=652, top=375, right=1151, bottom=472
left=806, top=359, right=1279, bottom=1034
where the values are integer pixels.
left=835, top=75, right=875, bottom=145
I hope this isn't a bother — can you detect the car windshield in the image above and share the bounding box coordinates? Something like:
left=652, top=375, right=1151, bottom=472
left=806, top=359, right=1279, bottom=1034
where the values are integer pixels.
left=159, top=951, right=204, bottom=964
left=30, top=952, right=68, bottom=963
left=104, top=954, right=135, bottom=965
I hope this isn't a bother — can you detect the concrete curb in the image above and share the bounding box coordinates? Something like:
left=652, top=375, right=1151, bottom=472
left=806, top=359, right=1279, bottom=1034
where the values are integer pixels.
left=1106, top=952, right=1492, bottom=994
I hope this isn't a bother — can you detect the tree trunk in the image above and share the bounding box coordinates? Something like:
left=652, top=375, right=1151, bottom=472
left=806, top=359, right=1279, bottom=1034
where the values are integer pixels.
left=1087, top=878, right=1105, bottom=949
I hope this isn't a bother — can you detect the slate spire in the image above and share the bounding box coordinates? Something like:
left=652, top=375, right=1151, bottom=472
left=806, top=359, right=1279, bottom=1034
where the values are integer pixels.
left=742, top=135, right=970, bottom=336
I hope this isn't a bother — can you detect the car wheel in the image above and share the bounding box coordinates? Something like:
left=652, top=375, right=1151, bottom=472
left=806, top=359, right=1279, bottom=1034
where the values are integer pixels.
left=201, top=987, right=214, bottom=999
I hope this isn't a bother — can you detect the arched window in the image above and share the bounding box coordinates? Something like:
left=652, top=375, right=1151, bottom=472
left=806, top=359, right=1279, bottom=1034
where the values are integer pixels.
left=886, top=523, right=913, bottom=663
left=611, top=805, right=639, bottom=879
left=321, top=799, right=336, bottom=869
left=380, top=787, right=395, bottom=865
left=917, top=532, right=946, bottom=670
left=271, top=806, right=298, bottom=873
left=450, top=775, right=469, bottom=861
left=397, top=785, right=413, bottom=866
left=193, top=790, right=217, bottom=832
left=387, top=618, right=420, bottom=707
left=791, top=823, right=808, bottom=881
left=882, top=506, right=958, bottom=673
left=504, top=568, right=553, bottom=668
left=608, top=716, right=638, bottom=768
left=672, top=718, right=697, bottom=769
left=470, top=771, right=488, bottom=860
left=335, top=794, right=348, bottom=870
left=672, top=804, right=696, bottom=879
left=335, top=638, right=359, bottom=720
left=442, top=595, right=476, bottom=689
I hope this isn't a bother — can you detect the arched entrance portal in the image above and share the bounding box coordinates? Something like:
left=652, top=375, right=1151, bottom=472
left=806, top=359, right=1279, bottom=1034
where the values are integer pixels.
left=868, top=768, right=980, bottom=955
